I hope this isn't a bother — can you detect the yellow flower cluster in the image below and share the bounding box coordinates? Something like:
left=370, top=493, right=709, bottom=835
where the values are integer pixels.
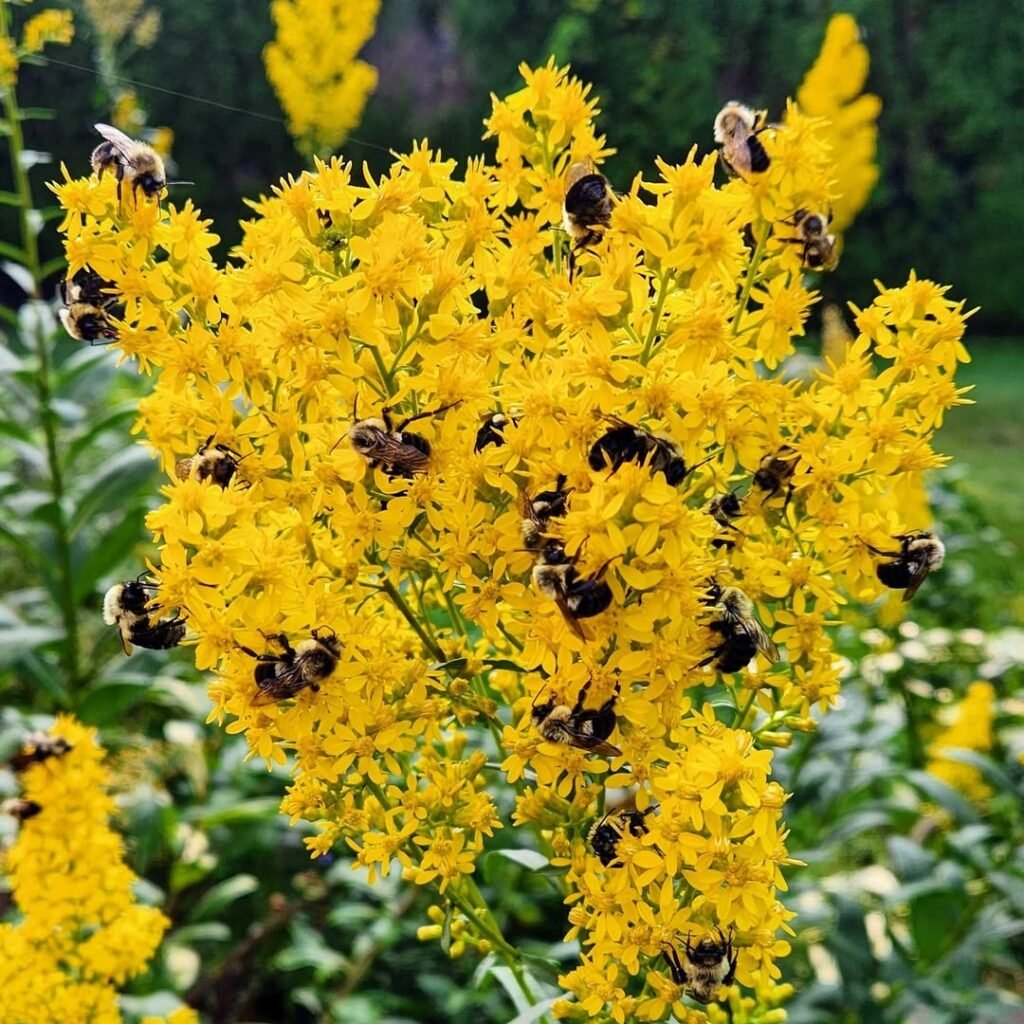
left=795, top=13, right=882, bottom=232
left=0, top=2, right=73, bottom=87
left=0, top=718, right=190, bottom=1024
left=927, top=682, right=996, bottom=803
left=264, top=0, right=380, bottom=159
left=51, top=46, right=970, bottom=1020
left=82, top=0, right=160, bottom=49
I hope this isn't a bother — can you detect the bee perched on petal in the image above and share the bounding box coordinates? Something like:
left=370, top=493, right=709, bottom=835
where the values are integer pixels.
left=662, top=928, right=738, bottom=1004
left=697, top=582, right=779, bottom=674
left=531, top=540, right=615, bottom=640
left=531, top=677, right=621, bottom=758
left=563, top=159, right=613, bottom=279
left=777, top=208, right=839, bottom=270
left=238, top=627, right=341, bottom=705
left=345, top=398, right=460, bottom=478
left=176, top=436, right=248, bottom=488
left=588, top=806, right=653, bottom=866
left=474, top=411, right=517, bottom=453
left=103, top=573, right=186, bottom=655
left=865, top=531, right=945, bottom=600
left=753, top=445, right=799, bottom=508
left=588, top=416, right=715, bottom=486
left=714, top=102, right=771, bottom=178
left=520, top=474, right=572, bottom=552
left=58, top=268, right=121, bottom=345
left=90, top=123, right=190, bottom=205
left=9, top=732, right=72, bottom=771
left=707, top=491, right=746, bottom=550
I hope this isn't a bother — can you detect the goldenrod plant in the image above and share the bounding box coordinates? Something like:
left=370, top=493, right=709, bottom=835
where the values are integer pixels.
left=264, top=0, right=380, bottom=160
left=46, top=21, right=982, bottom=1010
left=0, top=719, right=197, bottom=1024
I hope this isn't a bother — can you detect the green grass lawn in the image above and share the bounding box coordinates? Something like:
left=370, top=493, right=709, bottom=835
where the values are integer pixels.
left=937, top=339, right=1024, bottom=545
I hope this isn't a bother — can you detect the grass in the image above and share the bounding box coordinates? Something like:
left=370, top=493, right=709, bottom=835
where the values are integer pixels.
left=936, top=339, right=1024, bottom=545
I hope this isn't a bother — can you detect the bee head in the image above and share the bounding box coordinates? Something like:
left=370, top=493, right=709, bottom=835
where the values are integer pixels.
left=716, top=492, right=742, bottom=516
left=719, top=587, right=753, bottom=617
left=689, top=933, right=730, bottom=965
left=565, top=160, right=596, bottom=191
left=311, top=626, right=342, bottom=656
left=349, top=419, right=387, bottom=452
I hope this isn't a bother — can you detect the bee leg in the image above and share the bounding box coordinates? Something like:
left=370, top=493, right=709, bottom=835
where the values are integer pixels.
left=595, top=680, right=621, bottom=716
left=396, top=401, right=462, bottom=432
left=572, top=676, right=595, bottom=715
left=782, top=482, right=795, bottom=512
left=567, top=247, right=577, bottom=283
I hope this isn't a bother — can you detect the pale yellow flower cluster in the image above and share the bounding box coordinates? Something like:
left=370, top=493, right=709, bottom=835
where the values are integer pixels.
left=264, top=0, right=380, bottom=159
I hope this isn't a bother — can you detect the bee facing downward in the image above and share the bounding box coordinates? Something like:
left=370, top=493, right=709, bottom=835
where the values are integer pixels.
left=346, top=399, right=460, bottom=478
left=238, top=627, right=341, bottom=705
left=753, top=446, right=799, bottom=507
left=91, top=123, right=168, bottom=204
left=58, top=268, right=120, bottom=344
left=520, top=474, right=572, bottom=551
left=563, top=159, right=613, bottom=278
left=778, top=208, right=838, bottom=270
left=531, top=677, right=622, bottom=757
left=588, top=807, right=652, bottom=866
left=589, top=417, right=714, bottom=486
left=2, top=799, right=42, bottom=822
left=532, top=540, right=615, bottom=640
left=176, top=436, right=247, bottom=488
left=866, top=531, right=945, bottom=601
left=662, top=928, right=738, bottom=1005
left=697, top=583, right=779, bottom=673
left=474, top=412, right=517, bottom=453
left=9, top=733, right=72, bottom=772
left=714, top=102, right=771, bottom=178
left=104, top=573, right=186, bottom=655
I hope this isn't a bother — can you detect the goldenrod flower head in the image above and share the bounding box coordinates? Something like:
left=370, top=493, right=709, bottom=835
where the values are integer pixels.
left=927, top=681, right=997, bottom=803
left=21, top=9, right=74, bottom=54
left=0, top=717, right=173, bottom=1021
left=51, top=58, right=970, bottom=1020
left=795, top=13, right=881, bottom=231
left=264, top=0, right=380, bottom=159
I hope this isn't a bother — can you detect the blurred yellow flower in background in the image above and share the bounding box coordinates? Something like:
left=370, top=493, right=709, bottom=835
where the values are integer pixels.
left=927, top=681, right=997, bottom=803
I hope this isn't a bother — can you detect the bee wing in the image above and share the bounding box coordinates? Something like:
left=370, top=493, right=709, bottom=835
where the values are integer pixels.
left=250, top=665, right=307, bottom=706
left=360, top=431, right=430, bottom=473
left=94, top=123, right=137, bottom=161
left=117, top=619, right=133, bottom=656
left=901, top=562, right=933, bottom=602
left=553, top=592, right=589, bottom=641
left=742, top=617, right=779, bottom=664
left=569, top=732, right=622, bottom=757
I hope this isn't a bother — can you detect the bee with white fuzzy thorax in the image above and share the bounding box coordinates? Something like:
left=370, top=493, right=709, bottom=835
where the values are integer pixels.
left=662, top=927, right=738, bottom=1004
left=713, top=102, right=771, bottom=179
left=104, top=574, right=186, bottom=655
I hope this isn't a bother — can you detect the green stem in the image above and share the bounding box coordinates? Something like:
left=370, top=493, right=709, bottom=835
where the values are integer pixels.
left=0, top=9, right=82, bottom=691
left=640, top=272, right=670, bottom=364
left=735, top=689, right=758, bottom=731
left=732, top=225, right=769, bottom=337
left=379, top=577, right=445, bottom=661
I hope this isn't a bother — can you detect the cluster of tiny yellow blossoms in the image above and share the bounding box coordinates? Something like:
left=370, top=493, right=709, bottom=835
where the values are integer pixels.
left=0, top=2, right=73, bottom=88
left=926, top=681, right=997, bottom=804
left=794, top=13, right=882, bottom=232
left=264, top=0, right=380, bottom=159
left=51, top=36, right=972, bottom=1020
left=0, top=718, right=192, bottom=1024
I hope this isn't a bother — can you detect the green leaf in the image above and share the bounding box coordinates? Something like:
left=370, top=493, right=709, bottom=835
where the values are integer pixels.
left=18, top=108, right=55, bottom=121
left=72, top=510, right=147, bottom=601
left=938, top=747, right=1020, bottom=795
left=75, top=680, right=151, bottom=725
left=145, top=677, right=212, bottom=718
left=488, top=848, right=549, bottom=871
left=64, top=406, right=138, bottom=471
left=909, top=890, right=963, bottom=961
left=67, top=446, right=155, bottom=535
left=187, top=797, right=282, bottom=826
left=169, top=922, right=231, bottom=945
left=0, top=624, right=64, bottom=666
left=508, top=997, right=560, bottom=1024
left=0, top=241, right=27, bottom=264
left=0, top=190, right=24, bottom=206
left=904, top=770, right=980, bottom=823
left=189, top=874, right=259, bottom=922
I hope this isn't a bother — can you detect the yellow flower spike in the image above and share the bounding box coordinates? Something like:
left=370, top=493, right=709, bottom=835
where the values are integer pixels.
left=49, top=48, right=970, bottom=1021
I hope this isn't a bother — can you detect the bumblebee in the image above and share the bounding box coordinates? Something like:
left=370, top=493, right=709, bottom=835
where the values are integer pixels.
left=662, top=928, right=737, bottom=1005
left=2, top=798, right=42, bottom=821
left=103, top=574, right=186, bottom=655
left=753, top=446, right=799, bottom=507
left=58, top=269, right=121, bottom=344
left=714, top=102, right=770, bottom=178
left=866, top=531, right=945, bottom=601
left=9, top=733, right=72, bottom=771
left=589, top=417, right=713, bottom=486
left=474, top=412, right=516, bottom=453
left=697, top=583, right=779, bottom=673
left=778, top=208, right=838, bottom=270
left=91, top=123, right=169, bottom=204
left=532, top=541, right=614, bottom=639
left=563, top=160, right=613, bottom=278
left=531, top=677, right=621, bottom=757
left=239, top=627, right=341, bottom=705
left=347, top=399, right=459, bottom=478
left=588, top=807, right=652, bottom=866
left=175, top=436, right=247, bottom=487
left=520, top=474, right=572, bottom=551
left=708, top=491, right=746, bottom=551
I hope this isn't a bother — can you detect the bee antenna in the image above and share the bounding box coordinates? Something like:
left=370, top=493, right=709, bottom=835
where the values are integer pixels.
left=165, top=180, right=195, bottom=187
left=531, top=684, right=550, bottom=708
left=313, top=624, right=336, bottom=639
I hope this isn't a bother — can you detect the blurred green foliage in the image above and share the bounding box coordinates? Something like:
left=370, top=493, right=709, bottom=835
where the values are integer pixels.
left=9, top=0, right=1024, bottom=328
